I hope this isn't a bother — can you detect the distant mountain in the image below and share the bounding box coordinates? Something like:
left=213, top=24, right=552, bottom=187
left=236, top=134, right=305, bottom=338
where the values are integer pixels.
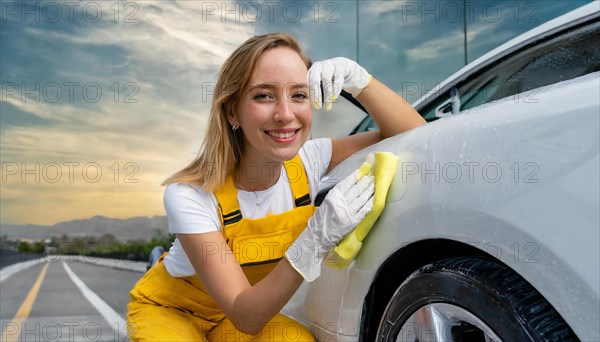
left=0, top=215, right=169, bottom=242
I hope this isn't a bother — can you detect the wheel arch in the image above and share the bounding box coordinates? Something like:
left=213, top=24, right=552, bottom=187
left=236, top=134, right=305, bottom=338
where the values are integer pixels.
left=358, top=238, right=492, bottom=341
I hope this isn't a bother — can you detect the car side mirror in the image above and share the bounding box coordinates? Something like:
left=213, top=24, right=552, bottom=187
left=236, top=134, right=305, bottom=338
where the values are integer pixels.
left=314, top=185, right=334, bottom=207
left=435, top=87, right=461, bottom=118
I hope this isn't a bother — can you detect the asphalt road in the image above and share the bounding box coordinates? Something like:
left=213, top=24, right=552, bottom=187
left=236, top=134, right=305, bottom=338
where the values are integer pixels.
left=0, top=259, right=142, bottom=341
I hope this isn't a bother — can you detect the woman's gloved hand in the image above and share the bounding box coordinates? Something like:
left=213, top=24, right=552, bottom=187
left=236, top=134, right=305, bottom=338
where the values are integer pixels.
left=285, top=169, right=375, bottom=282
left=307, top=57, right=372, bottom=110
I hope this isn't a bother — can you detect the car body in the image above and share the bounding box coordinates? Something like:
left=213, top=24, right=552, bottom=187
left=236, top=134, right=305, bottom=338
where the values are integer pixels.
left=281, top=2, right=600, bottom=341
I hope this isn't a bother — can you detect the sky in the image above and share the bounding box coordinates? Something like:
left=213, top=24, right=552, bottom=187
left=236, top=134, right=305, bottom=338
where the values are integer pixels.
left=1, top=1, right=257, bottom=225
left=0, top=0, right=589, bottom=226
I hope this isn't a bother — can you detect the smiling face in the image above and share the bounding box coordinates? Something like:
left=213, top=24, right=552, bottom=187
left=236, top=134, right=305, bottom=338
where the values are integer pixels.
left=231, top=47, right=312, bottom=167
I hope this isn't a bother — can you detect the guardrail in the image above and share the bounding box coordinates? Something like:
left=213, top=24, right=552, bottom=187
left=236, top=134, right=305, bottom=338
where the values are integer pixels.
left=0, top=254, right=147, bottom=283
left=0, top=250, right=44, bottom=269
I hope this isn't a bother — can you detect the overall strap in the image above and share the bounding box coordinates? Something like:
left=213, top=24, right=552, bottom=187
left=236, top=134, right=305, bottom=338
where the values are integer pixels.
left=213, top=155, right=313, bottom=228
left=284, top=155, right=312, bottom=207
left=214, top=175, right=242, bottom=228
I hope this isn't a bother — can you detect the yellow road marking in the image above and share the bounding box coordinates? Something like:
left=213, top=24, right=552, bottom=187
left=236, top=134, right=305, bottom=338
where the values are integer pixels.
left=1, top=262, right=49, bottom=342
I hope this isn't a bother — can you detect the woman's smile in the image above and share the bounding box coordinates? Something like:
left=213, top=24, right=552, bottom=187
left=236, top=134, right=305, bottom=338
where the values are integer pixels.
left=264, top=128, right=301, bottom=143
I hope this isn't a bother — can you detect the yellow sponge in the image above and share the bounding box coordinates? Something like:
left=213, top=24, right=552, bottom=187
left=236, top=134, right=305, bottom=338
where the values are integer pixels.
left=324, top=152, right=399, bottom=269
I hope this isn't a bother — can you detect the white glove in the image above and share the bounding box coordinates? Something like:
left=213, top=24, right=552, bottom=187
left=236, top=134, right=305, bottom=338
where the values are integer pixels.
left=307, top=57, right=372, bottom=110
left=285, top=170, right=375, bottom=282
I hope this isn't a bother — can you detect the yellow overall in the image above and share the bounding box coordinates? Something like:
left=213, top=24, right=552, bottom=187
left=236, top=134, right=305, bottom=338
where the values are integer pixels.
left=127, top=155, right=317, bottom=341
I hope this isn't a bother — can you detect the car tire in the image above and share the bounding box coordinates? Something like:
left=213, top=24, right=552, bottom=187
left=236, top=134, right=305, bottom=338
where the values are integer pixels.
left=376, top=257, right=578, bottom=341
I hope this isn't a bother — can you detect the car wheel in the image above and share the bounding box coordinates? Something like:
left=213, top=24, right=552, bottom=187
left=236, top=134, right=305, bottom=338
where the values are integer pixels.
left=376, top=257, right=577, bottom=341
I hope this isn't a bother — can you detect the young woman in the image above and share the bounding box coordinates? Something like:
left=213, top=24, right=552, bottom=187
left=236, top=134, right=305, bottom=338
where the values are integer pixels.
left=127, top=33, right=425, bottom=341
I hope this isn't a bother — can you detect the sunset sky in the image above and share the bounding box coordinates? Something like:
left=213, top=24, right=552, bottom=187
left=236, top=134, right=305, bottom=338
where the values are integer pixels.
left=1, top=1, right=258, bottom=225
left=0, top=1, right=364, bottom=226
left=1, top=0, right=587, bottom=226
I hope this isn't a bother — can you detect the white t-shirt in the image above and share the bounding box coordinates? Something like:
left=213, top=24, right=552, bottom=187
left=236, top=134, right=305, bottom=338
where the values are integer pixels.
left=163, top=138, right=333, bottom=277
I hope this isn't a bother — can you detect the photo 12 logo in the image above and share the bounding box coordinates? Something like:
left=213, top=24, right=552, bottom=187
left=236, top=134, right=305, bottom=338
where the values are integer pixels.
left=1, top=162, right=139, bottom=184
left=1, top=82, right=140, bottom=104
left=1, top=320, right=133, bottom=342
left=1, top=1, right=140, bottom=24
left=400, top=161, right=539, bottom=184
left=199, top=1, right=339, bottom=24
left=397, top=1, right=539, bottom=24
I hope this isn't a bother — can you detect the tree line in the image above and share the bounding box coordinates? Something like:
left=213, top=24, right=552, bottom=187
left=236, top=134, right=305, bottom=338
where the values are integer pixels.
left=1, top=229, right=175, bottom=262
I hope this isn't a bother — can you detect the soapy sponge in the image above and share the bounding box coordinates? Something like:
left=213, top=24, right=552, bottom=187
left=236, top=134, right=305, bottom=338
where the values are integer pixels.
left=324, top=151, right=399, bottom=269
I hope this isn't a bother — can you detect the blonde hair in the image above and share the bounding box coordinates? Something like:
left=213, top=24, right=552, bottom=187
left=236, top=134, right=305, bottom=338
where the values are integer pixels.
left=162, top=33, right=312, bottom=191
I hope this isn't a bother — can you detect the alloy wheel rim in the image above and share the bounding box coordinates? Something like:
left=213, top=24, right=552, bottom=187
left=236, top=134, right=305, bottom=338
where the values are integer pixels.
left=395, top=303, right=502, bottom=342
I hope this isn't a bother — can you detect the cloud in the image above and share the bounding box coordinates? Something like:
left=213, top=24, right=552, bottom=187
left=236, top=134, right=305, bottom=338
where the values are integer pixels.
left=0, top=1, right=255, bottom=225
left=360, top=1, right=410, bottom=17
left=405, top=31, right=464, bottom=62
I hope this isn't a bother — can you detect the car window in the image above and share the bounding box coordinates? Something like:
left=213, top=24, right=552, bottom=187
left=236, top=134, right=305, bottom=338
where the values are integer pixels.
left=420, top=20, right=600, bottom=121
left=350, top=18, right=599, bottom=134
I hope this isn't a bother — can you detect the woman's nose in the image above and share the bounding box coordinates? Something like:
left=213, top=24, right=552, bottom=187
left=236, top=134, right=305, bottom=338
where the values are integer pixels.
left=273, top=98, right=294, bottom=122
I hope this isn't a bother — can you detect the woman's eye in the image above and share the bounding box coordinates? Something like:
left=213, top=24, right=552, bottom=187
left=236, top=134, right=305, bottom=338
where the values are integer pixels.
left=254, top=93, right=273, bottom=101
left=292, top=92, right=308, bottom=100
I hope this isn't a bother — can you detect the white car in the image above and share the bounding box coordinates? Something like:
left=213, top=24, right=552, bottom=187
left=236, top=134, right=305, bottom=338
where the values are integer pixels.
left=282, top=2, right=600, bottom=341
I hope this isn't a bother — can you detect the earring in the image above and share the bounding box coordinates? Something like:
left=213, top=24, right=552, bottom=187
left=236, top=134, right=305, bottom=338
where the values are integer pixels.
left=231, top=124, right=239, bottom=132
